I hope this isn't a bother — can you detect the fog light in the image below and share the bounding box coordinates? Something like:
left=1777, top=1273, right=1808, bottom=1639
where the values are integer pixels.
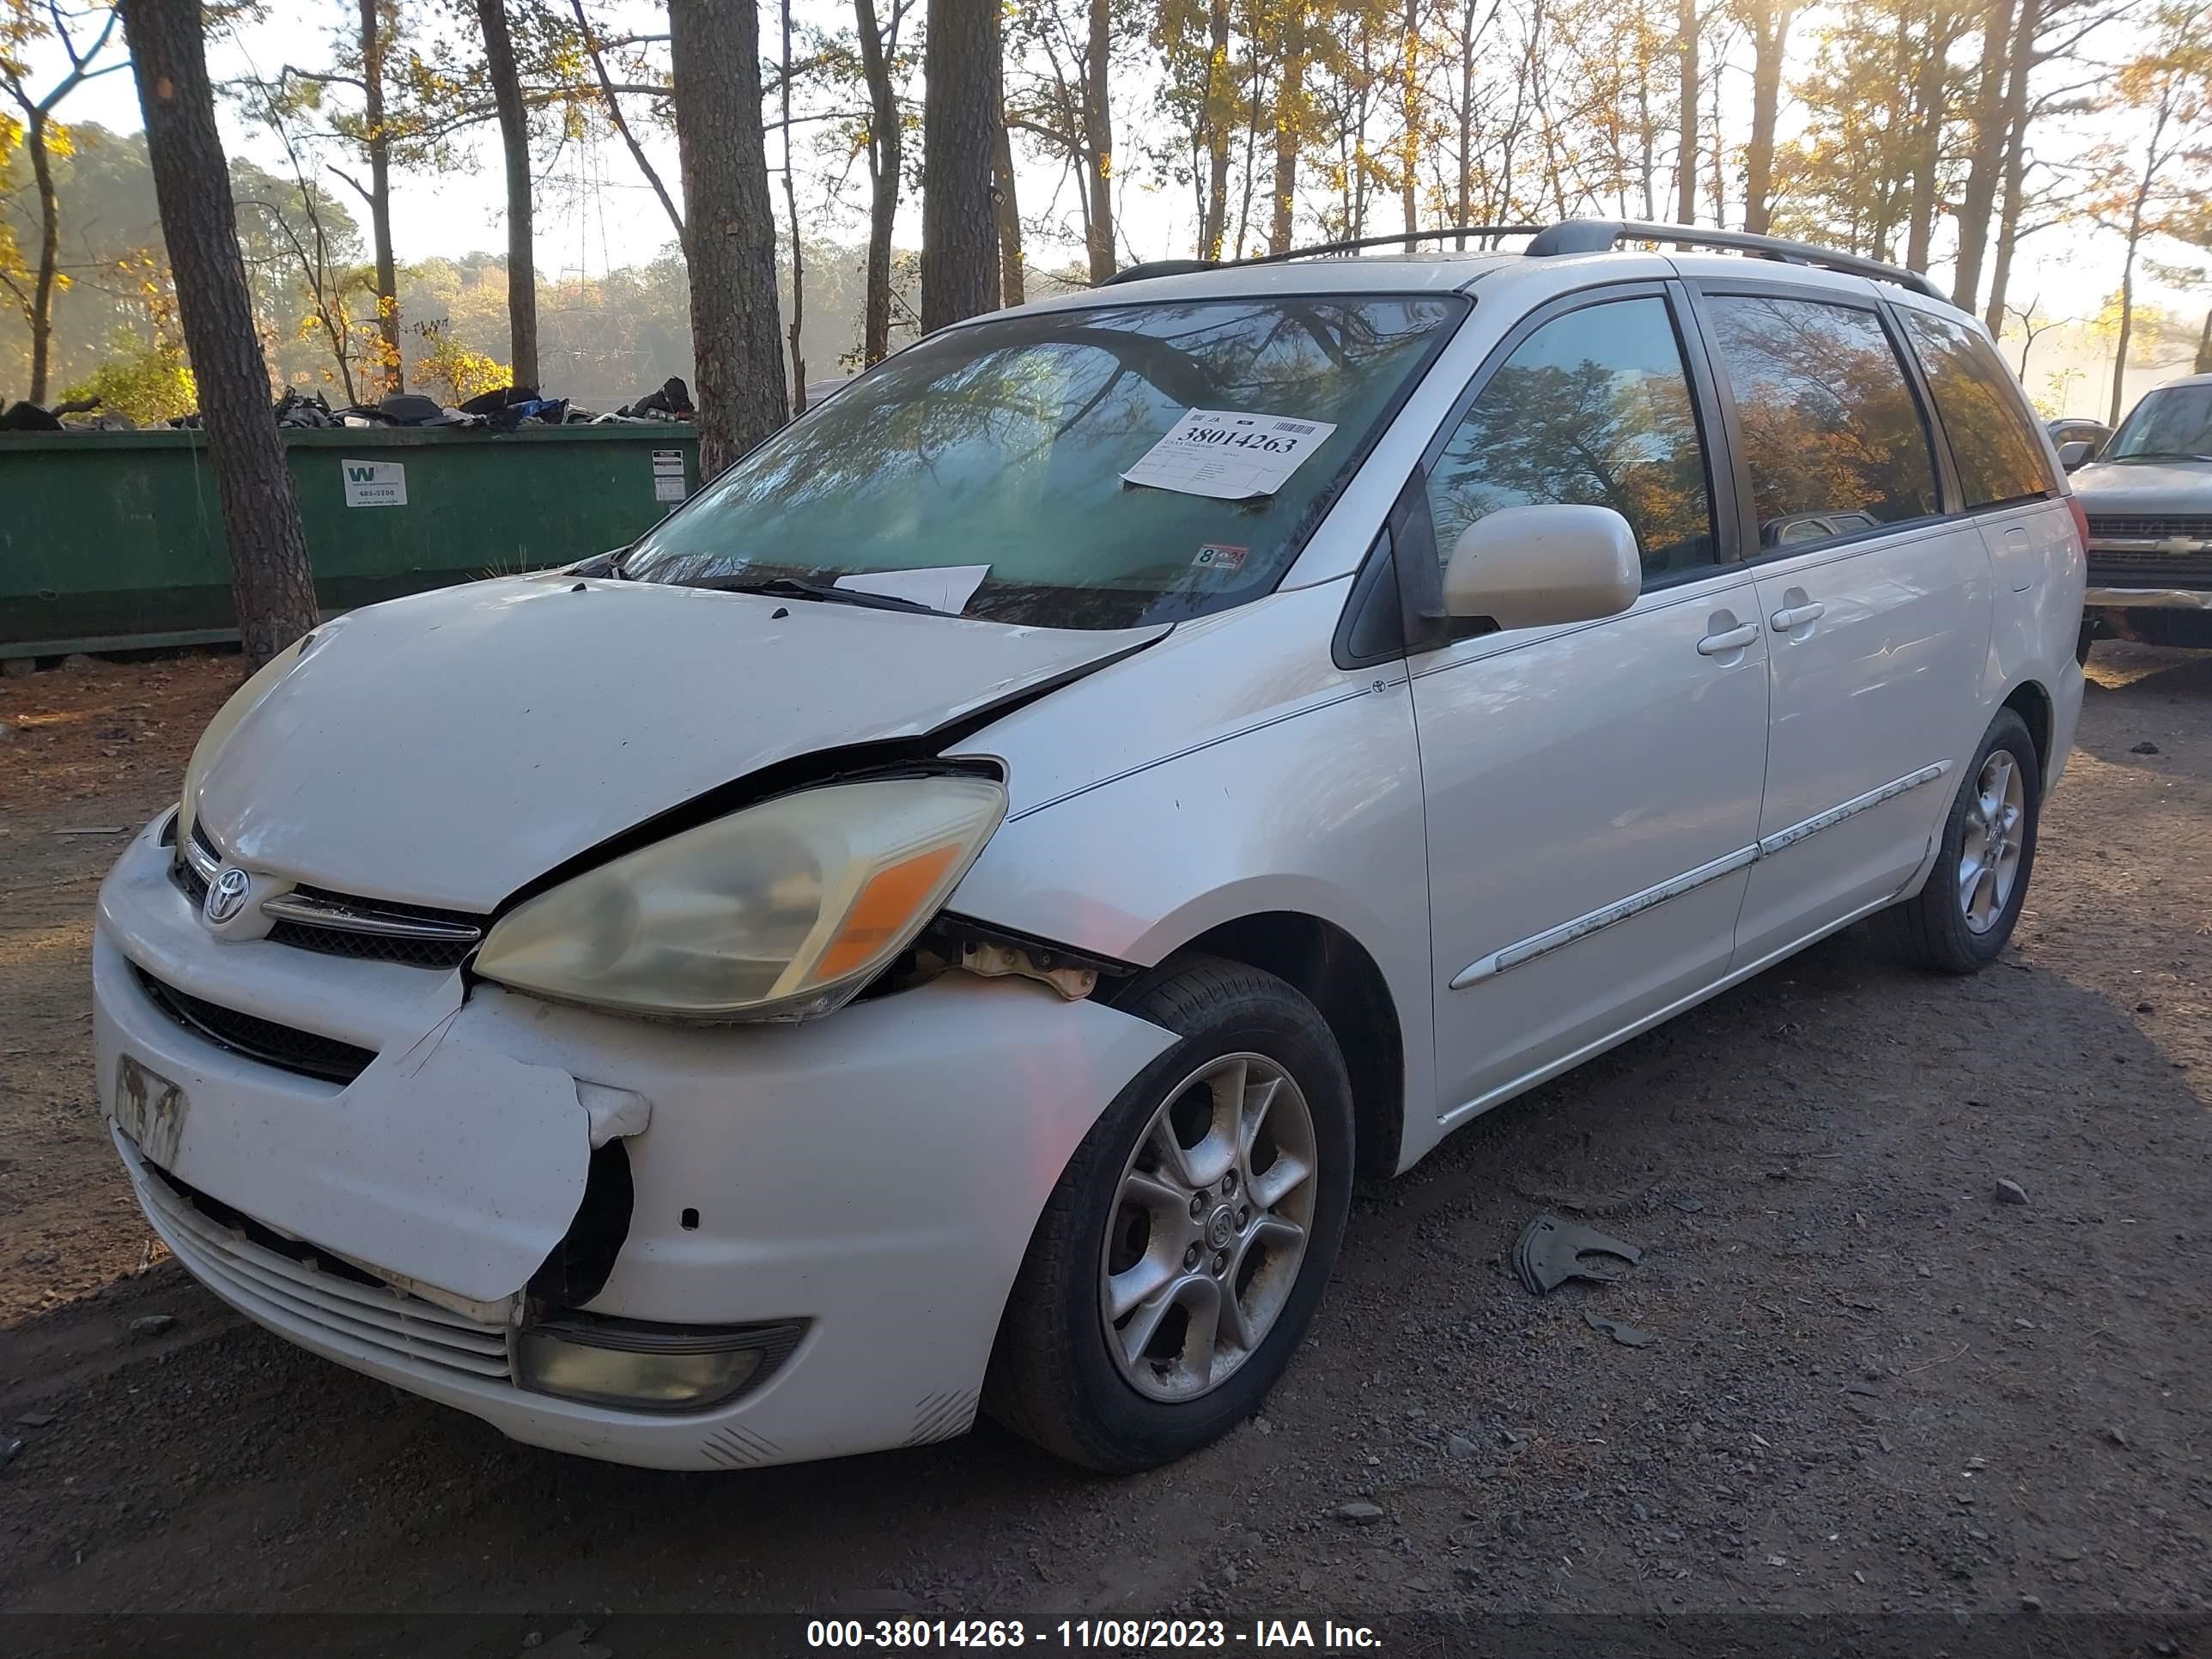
left=513, top=1316, right=804, bottom=1412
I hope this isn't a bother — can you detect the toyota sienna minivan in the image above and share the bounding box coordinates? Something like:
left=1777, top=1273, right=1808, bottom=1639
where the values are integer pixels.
left=95, top=222, right=2085, bottom=1473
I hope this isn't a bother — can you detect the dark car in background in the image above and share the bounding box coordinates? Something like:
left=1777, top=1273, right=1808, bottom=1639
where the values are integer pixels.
left=2047, top=416, right=2113, bottom=465
left=2071, top=374, right=2212, bottom=659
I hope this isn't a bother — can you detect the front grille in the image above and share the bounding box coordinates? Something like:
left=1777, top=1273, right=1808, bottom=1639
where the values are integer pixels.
left=173, top=825, right=483, bottom=970
left=265, top=885, right=483, bottom=970
left=169, top=823, right=217, bottom=907
left=2087, top=549, right=2212, bottom=589
left=2086, top=514, right=2212, bottom=542
left=125, top=1150, right=514, bottom=1384
left=133, top=966, right=376, bottom=1084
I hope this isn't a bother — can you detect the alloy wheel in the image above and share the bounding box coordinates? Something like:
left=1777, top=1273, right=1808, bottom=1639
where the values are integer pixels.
left=1958, top=749, right=2026, bottom=934
left=1099, top=1053, right=1318, bottom=1402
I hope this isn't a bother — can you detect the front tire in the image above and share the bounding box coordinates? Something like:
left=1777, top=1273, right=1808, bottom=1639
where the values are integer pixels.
left=1874, top=708, right=2041, bottom=974
left=984, top=956, right=1354, bottom=1472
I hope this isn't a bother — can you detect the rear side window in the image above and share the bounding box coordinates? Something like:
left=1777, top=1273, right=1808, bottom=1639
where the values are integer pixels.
left=1425, top=295, right=1716, bottom=581
left=1704, top=294, right=1940, bottom=549
left=1899, top=308, right=2053, bottom=507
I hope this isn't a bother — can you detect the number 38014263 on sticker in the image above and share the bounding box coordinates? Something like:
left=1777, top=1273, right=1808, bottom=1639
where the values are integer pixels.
left=1121, top=409, right=1338, bottom=501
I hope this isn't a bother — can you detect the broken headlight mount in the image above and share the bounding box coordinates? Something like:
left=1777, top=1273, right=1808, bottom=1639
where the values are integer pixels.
left=918, top=914, right=1142, bottom=1002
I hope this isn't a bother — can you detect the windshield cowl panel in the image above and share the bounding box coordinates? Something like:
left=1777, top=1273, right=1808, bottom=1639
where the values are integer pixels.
left=622, top=295, right=1468, bottom=631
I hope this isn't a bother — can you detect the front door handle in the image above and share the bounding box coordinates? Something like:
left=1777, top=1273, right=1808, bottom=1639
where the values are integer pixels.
left=1771, top=600, right=1826, bottom=630
left=1697, top=623, right=1759, bottom=655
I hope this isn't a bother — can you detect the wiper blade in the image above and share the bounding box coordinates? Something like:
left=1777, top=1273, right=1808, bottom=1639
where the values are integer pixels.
left=2112, top=451, right=2212, bottom=463
left=696, top=575, right=948, bottom=615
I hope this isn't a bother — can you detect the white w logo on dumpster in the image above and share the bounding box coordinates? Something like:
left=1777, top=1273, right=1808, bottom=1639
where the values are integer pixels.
left=340, top=459, right=407, bottom=507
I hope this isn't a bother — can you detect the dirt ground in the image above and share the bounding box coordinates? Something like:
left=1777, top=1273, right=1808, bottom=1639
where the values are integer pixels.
left=2, top=643, right=2208, bottom=1652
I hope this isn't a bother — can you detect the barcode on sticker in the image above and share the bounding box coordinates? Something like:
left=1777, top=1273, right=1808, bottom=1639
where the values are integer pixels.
left=1272, top=420, right=1318, bottom=435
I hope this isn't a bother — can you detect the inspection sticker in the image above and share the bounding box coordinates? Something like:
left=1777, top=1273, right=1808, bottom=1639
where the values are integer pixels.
left=1121, top=409, right=1337, bottom=501
left=1193, top=543, right=1249, bottom=572
left=340, top=459, right=407, bottom=507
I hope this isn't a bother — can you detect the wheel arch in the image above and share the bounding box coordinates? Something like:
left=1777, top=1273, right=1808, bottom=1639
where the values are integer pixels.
left=2000, top=677, right=2053, bottom=778
left=1115, top=909, right=1407, bottom=1181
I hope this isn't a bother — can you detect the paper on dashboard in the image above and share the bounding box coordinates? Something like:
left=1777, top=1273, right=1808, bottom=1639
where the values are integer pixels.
left=1121, top=409, right=1339, bottom=501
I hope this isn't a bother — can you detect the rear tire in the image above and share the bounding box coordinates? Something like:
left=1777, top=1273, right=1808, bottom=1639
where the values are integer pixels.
left=984, top=956, right=1354, bottom=1473
left=2075, top=620, right=2096, bottom=667
left=1873, top=708, right=2040, bottom=975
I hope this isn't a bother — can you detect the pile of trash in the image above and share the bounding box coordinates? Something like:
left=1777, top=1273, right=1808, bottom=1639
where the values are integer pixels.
left=0, top=376, right=696, bottom=435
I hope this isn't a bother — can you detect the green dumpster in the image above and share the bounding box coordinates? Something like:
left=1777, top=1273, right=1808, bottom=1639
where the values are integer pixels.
left=0, top=423, right=699, bottom=658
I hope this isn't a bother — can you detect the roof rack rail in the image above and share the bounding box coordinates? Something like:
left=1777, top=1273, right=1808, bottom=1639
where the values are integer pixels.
left=1524, top=219, right=1946, bottom=301
left=1097, top=225, right=1545, bottom=287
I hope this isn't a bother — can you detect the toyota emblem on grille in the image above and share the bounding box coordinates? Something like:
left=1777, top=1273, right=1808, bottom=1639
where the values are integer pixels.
left=204, top=866, right=252, bottom=925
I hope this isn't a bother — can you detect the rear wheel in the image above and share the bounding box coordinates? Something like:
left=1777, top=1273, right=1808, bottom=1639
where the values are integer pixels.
left=984, top=957, right=1354, bottom=1472
left=1873, top=708, right=2040, bottom=974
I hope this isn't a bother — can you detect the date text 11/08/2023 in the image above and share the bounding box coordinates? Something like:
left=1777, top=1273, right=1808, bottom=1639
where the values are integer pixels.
left=805, top=1618, right=1383, bottom=1650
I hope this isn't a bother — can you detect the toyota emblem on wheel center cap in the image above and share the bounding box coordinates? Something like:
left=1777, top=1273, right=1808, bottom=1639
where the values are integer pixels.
left=204, top=866, right=252, bottom=925
left=1206, top=1206, right=1237, bottom=1250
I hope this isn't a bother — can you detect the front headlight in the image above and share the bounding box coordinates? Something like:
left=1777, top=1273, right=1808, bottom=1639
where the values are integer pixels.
left=178, top=635, right=309, bottom=848
left=474, top=775, right=1006, bottom=1021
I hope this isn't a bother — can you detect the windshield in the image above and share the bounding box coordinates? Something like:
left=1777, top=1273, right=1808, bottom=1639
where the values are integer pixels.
left=2106, top=383, right=2212, bottom=461
left=621, top=295, right=1466, bottom=629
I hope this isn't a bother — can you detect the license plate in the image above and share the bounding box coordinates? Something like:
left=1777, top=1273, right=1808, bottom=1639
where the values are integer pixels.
left=114, top=1053, right=189, bottom=1168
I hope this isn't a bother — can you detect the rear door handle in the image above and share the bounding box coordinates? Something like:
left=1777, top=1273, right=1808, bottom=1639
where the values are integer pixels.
left=1771, top=601, right=1826, bottom=630
left=1697, top=623, right=1759, bottom=655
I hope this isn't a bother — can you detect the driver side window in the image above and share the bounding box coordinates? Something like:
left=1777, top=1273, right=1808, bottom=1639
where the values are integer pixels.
left=1424, top=296, right=1717, bottom=582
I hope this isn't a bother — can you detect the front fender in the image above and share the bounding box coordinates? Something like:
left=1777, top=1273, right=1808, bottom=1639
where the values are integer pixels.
left=945, top=673, right=1437, bottom=1152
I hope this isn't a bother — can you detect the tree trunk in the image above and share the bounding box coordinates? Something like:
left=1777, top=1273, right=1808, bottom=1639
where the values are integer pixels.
left=993, top=117, right=1025, bottom=306
left=1083, top=0, right=1115, bottom=281
left=1981, top=0, right=2036, bottom=335
left=121, top=0, right=319, bottom=666
left=1675, top=0, right=1698, bottom=224
left=475, top=0, right=538, bottom=388
left=1400, top=0, right=1419, bottom=234
left=920, top=0, right=1000, bottom=330
left=1950, top=0, right=2014, bottom=310
left=1742, top=2, right=1793, bottom=234
left=1232, top=51, right=1262, bottom=255
left=1904, top=6, right=1948, bottom=273
left=667, top=0, right=789, bottom=476
left=1453, top=0, right=1473, bottom=240
left=23, top=112, right=58, bottom=404
left=2196, top=307, right=2212, bottom=376
left=781, top=0, right=806, bottom=414
left=1270, top=3, right=1307, bottom=253
left=360, top=0, right=402, bottom=393
left=1199, top=0, right=1232, bottom=257
left=2110, top=221, right=2140, bottom=428
left=853, top=0, right=900, bottom=364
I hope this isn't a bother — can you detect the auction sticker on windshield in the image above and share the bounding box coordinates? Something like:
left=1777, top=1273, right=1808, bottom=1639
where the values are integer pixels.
left=1121, top=409, right=1338, bottom=500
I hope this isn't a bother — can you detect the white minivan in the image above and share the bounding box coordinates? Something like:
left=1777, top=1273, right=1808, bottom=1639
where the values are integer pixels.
left=95, top=222, right=2085, bottom=1474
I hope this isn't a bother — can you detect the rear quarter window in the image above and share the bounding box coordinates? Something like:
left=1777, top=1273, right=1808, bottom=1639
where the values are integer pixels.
left=1898, top=308, right=2054, bottom=508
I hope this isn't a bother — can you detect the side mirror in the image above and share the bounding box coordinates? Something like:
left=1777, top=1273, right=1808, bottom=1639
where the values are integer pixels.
left=2057, top=440, right=2093, bottom=471
left=1442, top=504, right=1642, bottom=631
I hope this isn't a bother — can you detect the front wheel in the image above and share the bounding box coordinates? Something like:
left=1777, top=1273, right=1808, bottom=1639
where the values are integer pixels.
left=1873, top=708, right=2041, bottom=974
left=984, top=957, right=1354, bottom=1472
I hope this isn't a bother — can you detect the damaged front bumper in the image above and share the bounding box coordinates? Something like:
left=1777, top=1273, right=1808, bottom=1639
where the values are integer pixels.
left=94, top=817, right=1174, bottom=1469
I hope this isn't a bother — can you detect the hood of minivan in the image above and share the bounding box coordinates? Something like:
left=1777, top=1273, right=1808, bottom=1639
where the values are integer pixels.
left=2070, top=459, right=2212, bottom=513
left=194, top=575, right=1165, bottom=912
